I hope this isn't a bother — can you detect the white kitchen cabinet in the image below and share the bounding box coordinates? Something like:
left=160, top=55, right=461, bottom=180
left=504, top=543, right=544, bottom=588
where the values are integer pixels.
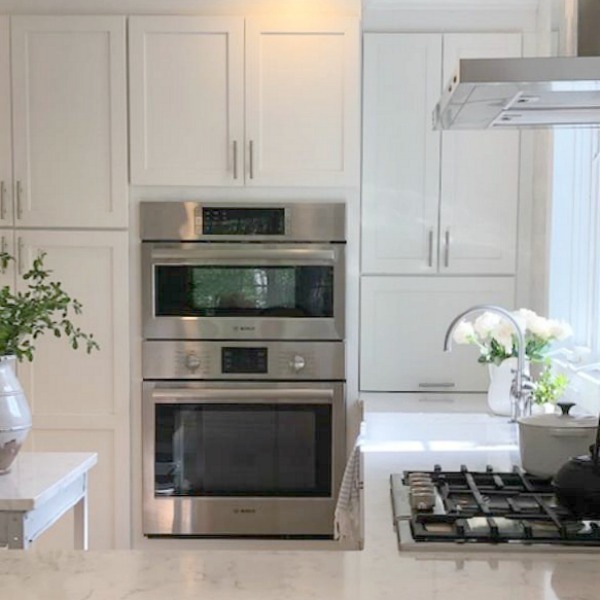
left=440, top=33, right=521, bottom=275
left=6, top=16, right=128, bottom=229
left=128, top=17, right=244, bottom=186
left=362, top=34, right=442, bottom=274
left=362, top=32, right=521, bottom=275
left=360, top=276, right=515, bottom=392
left=5, top=231, right=130, bottom=549
left=129, top=15, right=359, bottom=187
left=245, top=16, right=359, bottom=187
left=0, top=18, right=10, bottom=226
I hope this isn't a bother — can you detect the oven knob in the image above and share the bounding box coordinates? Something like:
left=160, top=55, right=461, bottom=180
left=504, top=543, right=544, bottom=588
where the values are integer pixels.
left=185, top=353, right=201, bottom=371
left=289, top=355, right=306, bottom=372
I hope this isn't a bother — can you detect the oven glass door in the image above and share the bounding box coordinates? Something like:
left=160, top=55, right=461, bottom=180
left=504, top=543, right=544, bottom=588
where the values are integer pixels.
left=155, top=402, right=332, bottom=497
left=155, top=265, right=333, bottom=318
left=142, top=243, right=345, bottom=340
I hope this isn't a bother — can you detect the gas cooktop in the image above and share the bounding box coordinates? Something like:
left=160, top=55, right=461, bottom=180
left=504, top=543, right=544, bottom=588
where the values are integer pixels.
left=391, top=465, right=600, bottom=549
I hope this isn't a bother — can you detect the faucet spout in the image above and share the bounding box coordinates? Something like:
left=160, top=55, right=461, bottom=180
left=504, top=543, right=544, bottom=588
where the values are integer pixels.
left=443, top=304, right=529, bottom=421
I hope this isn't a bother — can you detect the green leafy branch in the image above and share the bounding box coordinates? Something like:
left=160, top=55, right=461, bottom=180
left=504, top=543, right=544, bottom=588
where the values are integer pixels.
left=0, top=252, right=99, bottom=361
left=532, top=361, right=569, bottom=405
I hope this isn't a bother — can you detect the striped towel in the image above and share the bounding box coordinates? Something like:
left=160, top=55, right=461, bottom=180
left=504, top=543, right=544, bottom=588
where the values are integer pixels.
left=333, top=433, right=364, bottom=542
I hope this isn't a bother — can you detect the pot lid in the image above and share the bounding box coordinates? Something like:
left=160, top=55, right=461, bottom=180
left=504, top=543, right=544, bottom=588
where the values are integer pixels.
left=518, top=413, right=598, bottom=429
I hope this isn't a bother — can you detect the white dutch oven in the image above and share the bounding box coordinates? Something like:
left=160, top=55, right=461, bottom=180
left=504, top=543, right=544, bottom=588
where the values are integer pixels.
left=517, top=403, right=598, bottom=478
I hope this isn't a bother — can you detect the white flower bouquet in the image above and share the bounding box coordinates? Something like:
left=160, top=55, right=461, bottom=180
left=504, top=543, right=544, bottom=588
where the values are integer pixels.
left=452, top=308, right=573, bottom=366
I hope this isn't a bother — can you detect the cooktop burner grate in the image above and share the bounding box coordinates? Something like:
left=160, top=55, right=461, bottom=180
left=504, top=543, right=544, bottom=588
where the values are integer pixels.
left=391, top=465, right=600, bottom=546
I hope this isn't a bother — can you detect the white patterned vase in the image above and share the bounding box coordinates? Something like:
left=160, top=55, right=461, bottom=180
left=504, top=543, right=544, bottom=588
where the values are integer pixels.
left=487, top=357, right=530, bottom=417
left=0, top=356, right=31, bottom=473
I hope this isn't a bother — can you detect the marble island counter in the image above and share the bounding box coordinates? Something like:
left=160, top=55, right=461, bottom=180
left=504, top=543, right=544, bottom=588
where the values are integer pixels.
left=2, top=413, right=600, bottom=600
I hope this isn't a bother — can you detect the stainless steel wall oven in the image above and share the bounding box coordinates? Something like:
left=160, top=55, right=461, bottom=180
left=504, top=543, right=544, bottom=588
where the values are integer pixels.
left=140, top=202, right=346, bottom=539
left=141, top=202, right=345, bottom=341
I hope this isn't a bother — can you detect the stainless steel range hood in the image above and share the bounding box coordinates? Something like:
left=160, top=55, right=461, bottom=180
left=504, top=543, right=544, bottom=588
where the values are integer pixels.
left=434, top=0, right=600, bottom=129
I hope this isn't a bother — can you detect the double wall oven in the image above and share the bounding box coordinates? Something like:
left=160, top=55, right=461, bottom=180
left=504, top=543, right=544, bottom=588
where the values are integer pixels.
left=141, top=202, right=346, bottom=538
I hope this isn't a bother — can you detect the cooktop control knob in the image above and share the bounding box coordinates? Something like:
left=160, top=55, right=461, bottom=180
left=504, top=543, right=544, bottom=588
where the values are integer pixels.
left=185, top=353, right=201, bottom=371
left=290, top=355, right=306, bottom=372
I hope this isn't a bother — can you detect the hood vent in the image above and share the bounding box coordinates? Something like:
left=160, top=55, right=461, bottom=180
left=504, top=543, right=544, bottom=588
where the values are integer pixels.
left=434, top=0, right=600, bottom=129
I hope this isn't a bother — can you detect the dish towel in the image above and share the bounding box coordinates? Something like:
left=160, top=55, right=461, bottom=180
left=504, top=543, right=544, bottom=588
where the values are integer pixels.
left=333, top=432, right=365, bottom=542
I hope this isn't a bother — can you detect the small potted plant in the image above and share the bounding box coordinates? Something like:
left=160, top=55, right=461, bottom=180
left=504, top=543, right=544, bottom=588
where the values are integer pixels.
left=531, top=363, right=569, bottom=413
left=0, top=251, right=98, bottom=473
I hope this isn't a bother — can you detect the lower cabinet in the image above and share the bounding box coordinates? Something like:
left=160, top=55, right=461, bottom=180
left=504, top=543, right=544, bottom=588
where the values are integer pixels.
left=360, top=392, right=488, bottom=414
left=12, top=230, right=130, bottom=549
left=360, top=276, right=515, bottom=392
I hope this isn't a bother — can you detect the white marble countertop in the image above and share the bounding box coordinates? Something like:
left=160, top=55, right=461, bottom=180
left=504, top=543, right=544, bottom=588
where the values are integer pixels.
left=0, top=452, right=98, bottom=511
left=2, top=415, right=600, bottom=599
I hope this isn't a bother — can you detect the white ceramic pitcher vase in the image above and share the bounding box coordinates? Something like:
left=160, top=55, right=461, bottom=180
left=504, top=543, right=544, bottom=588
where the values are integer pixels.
left=487, top=357, right=530, bottom=417
left=0, top=356, right=31, bottom=473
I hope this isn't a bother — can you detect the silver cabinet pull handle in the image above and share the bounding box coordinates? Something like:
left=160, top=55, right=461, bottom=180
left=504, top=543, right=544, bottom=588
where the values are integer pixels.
left=152, top=387, right=334, bottom=403
left=444, top=229, right=450, bottom=267
left=0, top=236, right=6, bottom=273
left=249, top=140, right=254, bottom=180
left=418, top=396, right=455, bottom=403
left=0, top=181, right=6, bottom=221
left=16, top=180, right=23, bottom=220
left=428, top=229, right=434, bottom=267
left=232, top=140, right=238, bottom=180
left=17, top=237, right=23, bottom=274
left=418, top=382, right=456, bottom=388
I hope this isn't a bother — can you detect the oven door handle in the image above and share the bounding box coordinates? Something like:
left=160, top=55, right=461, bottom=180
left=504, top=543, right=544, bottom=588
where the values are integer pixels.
left=151, top=247, right=337, bottom=264
left=150, top=387, right=335, bottom=403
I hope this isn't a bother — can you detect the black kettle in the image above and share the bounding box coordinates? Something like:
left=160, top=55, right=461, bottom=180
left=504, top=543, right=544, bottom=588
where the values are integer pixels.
left=553, top=411, right=600, bottom=514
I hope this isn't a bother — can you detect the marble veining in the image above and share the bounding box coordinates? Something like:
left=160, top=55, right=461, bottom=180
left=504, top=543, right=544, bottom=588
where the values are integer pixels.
left=0, top=549, right=599, bottom=600
left=1, top=415, right=599, bottom=599
left=0, top=452, right=97, bottom=510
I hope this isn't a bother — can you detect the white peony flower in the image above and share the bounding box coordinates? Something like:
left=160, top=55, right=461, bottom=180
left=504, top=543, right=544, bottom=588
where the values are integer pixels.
left=491, top=321, right=515, bottom=354
left=528, top=314, right=553, bottom=340
left=474, top=312, right=501, bottom=338
left=516, top=308, right=538, bottom=330
left=453, top=321, right=476, bottom=344
left=548, top=319, right=573, bottom=340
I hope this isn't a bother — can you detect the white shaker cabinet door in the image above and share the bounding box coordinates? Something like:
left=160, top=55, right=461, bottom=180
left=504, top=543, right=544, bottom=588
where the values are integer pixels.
left=440, top=33, right=522, bottom=275
left=245, top=16, right=360, bottom=187
left=0, top=18, right=11, bottom=227
left=362, top=34, right=441, bottom=274
left=16, top=230, right=130, bottom=550
left=11, top=16, right=128, bottom=228
left=360, top=276, right=515, bottom=392
left=0, top=229, right=14, bottom=289
left=129, top=17, right=244, bottom=186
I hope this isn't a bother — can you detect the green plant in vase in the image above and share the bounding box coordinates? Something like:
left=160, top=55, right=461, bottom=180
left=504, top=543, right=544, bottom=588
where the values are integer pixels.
left=0, top=251, right=98, bottom=473
left=0, top=252, right=99, bottom=360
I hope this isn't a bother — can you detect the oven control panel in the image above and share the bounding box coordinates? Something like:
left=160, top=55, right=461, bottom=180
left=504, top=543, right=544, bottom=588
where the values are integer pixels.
left=222, top=347, right=268, bottom=374
left=142, top=341, right=344, bottom=381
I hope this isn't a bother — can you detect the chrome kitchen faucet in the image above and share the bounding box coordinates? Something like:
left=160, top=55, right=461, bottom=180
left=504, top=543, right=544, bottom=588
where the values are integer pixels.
left=443, top=304, right=535, bottom=422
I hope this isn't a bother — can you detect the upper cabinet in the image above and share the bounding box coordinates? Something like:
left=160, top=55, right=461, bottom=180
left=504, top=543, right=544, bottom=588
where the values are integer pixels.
left=4, top=16, right=128, bottom=229
left=362, top=32, right=521, bottom=275
left=439, top=34, right=521, bottom=275
left=0, top=18, right=10, bottom=227
left=128, top=17, right=244, bottom=187
left=129, top=16, right=360, bottom=187
left=362, top=34, right=442, bottom=274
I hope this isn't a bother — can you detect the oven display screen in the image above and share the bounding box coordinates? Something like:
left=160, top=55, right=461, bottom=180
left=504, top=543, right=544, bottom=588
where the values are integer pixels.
left=222, top=347, right=268, bottom=374
left=202, top=208, right=285, bottom=236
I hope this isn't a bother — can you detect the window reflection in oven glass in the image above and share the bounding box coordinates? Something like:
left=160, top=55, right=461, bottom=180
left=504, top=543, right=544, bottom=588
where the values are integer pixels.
left=154, top=266, right=334, bottom=318
left=154, top=403, right=332, bottom=497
